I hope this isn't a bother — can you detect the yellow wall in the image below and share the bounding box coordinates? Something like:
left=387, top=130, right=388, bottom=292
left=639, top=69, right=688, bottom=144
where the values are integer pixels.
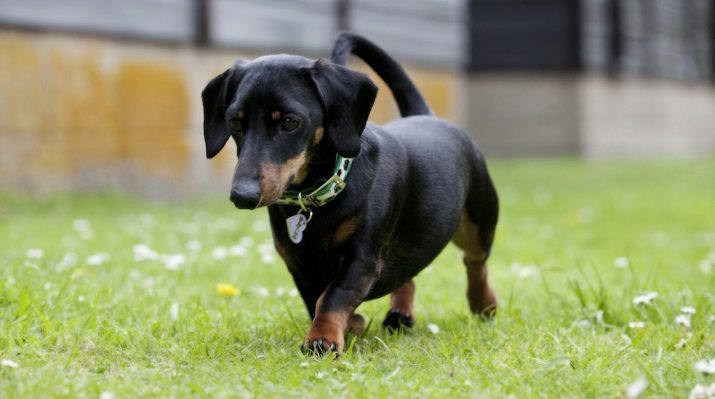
left=0, top=30, right=460, bottom=197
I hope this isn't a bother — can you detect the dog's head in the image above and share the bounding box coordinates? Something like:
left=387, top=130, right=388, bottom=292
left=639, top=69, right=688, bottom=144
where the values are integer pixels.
left=202, top=55, right=377, bottom=209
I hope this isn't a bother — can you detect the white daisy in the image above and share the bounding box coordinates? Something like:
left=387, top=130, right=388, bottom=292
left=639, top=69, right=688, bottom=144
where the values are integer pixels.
left=700, top=259, right=713, bottom=274
left=681, top=306, right=696, bottom=315
left=427, top=323, right=440, bottom=334
left=628, top=321, right=645, bottom=329
left=257, top=243, right=274, bottom=255
left=621, top=334, right=632, bottom=346
left=212, top=247, right=228, bottom=260
left=613, top=257, right=630, bottom=268
left=632, top=292, right=658, bottom=306
left=133, top=244, right=158, bottom=262
left=56, top=252, right=78, bottom=270
left=689, top=383, right=715, bottom=399
left=86, top=253, right=109, bottom=266
left=260, top=253, right=276, bottom=264
left=694, top=359, right=715, bottom=374
left=161, top=254, right=185, bottom=270
left=239, top=237, right=254, bottom=246
left=675, top=314, right=692, bottom=329
left=72, top=219, right=94, bottom=239
left=186, top=240, right=202, bottom=252
left=252, top=219, right=269, bottom=232
left=26, top=248, right=44, bottom=259
left=229, top=244, right=248, bottom=257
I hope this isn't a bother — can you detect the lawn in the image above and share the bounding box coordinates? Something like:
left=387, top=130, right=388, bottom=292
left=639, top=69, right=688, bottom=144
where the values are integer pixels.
left=1, top=158, right=714, bottom=398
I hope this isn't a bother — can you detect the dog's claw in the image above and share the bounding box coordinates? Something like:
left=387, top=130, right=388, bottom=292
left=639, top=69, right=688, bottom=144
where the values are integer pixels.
left=382, top=308, right=415, bottom=332
left=301, top=338, right=339, bottom=356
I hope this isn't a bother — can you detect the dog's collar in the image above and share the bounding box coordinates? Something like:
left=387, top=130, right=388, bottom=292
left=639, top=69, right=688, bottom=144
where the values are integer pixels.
left=276, top=156, right=353, bottom=208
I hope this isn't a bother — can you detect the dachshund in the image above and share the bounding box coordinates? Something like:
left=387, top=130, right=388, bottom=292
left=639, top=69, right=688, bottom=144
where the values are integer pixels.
left=201, top=32, right=499, bottom=355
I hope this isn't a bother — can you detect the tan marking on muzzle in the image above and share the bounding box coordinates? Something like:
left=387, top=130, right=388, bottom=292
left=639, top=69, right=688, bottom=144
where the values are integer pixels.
left=259, top=151, right=307, bottom=204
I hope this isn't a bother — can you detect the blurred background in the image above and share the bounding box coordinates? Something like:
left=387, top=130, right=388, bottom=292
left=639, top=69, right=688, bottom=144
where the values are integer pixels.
left=0, top=0, right=713, bottom=198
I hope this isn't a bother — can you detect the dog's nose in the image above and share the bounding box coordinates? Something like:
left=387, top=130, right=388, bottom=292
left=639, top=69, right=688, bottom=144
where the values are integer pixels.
left=230, top=181, right=261, bottom=209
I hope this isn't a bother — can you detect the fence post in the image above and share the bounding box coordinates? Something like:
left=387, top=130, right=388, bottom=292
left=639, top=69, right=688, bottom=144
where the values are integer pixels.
left=194, top=0, right=209, bottom=45
left=336, top=0, right=350, bottom=32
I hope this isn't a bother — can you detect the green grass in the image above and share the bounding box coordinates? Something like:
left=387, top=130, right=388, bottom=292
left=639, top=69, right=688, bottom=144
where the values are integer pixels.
left=1, top=158, right=714, bottom=398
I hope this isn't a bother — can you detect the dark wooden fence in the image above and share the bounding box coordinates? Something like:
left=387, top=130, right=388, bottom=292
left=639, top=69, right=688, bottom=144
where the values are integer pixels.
left=0, top=0, right=465, bottom=66
left=468, top=0, right=714, bottom=82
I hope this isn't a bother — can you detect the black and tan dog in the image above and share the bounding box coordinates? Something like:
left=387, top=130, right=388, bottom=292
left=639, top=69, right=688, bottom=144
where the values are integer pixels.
left=202, top=32, right=499, bottom=354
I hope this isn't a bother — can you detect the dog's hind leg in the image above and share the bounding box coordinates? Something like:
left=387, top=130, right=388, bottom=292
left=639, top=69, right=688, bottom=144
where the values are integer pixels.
left=452, top=179, right=499, bottom=317
left=382, top=279, right=416, bottom=330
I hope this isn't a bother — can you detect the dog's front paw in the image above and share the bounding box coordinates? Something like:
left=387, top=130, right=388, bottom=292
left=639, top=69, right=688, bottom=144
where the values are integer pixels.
left=301, top=338, right=339, bottom=356
left=382, top=308, right=415, bottom=331
left=303, top=313, right=345, bottom=355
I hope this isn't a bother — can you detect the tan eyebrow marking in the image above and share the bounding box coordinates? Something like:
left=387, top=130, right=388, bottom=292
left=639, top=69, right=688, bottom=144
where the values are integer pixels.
left=312, top=127, right=324, bottom=147
left=271, top=110, right=281, bottom=120
left=237, top=110, right=245, bottom=118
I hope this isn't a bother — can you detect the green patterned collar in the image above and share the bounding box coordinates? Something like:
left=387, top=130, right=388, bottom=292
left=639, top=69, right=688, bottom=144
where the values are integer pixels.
left=276, top=156, right=353, bottom=208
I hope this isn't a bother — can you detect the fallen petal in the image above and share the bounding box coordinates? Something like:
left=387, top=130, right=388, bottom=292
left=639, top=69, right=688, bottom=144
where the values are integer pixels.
left=625, top=376, right=648, bottom=399
left=170, top=302, right=179, bottom=321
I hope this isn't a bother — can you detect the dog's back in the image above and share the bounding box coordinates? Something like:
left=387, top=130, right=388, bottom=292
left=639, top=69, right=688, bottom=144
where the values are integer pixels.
left=331, top=32, right=500, bottom=318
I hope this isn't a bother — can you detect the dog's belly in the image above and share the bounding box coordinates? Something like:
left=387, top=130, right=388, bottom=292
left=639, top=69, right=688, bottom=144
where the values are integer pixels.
left=364, top=208, right=462, bottom=300
left=365, top=243, right=453, bottom=300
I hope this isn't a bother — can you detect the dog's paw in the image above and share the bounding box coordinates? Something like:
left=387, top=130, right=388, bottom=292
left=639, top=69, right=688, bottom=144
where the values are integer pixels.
left=301, top=338, right=340, bottom=356
left=382, top=308, right=415, bottom=332
left=468, top=287, right=498, bottom=319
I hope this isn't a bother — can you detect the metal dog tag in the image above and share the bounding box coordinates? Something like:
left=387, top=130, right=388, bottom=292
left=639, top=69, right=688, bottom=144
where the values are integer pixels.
left=286, top=213, right=309, bottom=244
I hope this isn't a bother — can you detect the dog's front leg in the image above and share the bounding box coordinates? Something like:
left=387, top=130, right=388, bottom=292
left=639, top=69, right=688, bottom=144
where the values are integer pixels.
left=302, top=255, right=378, bottom=355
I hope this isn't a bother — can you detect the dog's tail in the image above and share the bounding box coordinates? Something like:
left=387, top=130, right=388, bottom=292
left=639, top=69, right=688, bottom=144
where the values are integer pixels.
left=331, top=32, right=432, bottom=117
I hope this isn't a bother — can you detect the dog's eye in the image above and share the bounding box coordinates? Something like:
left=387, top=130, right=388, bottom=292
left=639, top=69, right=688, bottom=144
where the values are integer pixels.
left=228, top=118, right=242, bottom=133
left=281, top=116, right=300, bottom=132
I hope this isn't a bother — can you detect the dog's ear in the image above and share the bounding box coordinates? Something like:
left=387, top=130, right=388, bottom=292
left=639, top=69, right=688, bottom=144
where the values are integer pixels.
left=308, top=59, right=377, bottom=158
left=201, top=62, right=245, bottom=158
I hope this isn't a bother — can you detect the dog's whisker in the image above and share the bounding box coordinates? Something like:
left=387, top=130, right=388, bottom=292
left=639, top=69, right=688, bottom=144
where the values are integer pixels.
left=255, top=192, right=265, bottom=210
